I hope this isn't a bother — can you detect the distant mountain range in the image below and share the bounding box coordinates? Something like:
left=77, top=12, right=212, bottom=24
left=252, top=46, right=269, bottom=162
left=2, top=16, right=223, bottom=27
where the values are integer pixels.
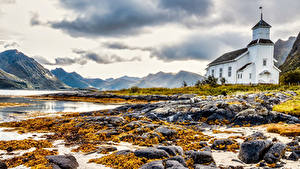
left=280, top=32, right=300, bottom=73
left=52, top=68, right=205, bottom=90
left=0, top=32, right=299, bottom=90
left=0, top=50, right=67, bottom=90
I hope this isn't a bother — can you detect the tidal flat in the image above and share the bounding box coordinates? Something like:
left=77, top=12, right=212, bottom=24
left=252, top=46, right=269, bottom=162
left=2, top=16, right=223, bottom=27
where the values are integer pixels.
left=0, top=89, right=299, bottom=169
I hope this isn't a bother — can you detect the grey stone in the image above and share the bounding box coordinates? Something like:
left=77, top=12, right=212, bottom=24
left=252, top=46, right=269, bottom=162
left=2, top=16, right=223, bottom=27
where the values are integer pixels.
left=166, top=156, right=187, bottom=167
left=113, top=150, right=133, bottom=155
left=288, top=150, right=299, bottom=161
left=165, top=160, right=188, bottom=169
left=238, top=140, right=272, bottom=164
left=211, top=139, right=235, bottom=150
left=190, top=151, right=214, bottom=164
left=264, top=143, right=286, bottom=164
left=134, top=148, right=170, bottom=159
left=194, top=164, right=218, bottom=169
left=154, top=126, right=178, bottom=138
left=46, top=155, right=79, bottom=169
left=157, top=146, right=184, bottom=156
left=139, top=160, right=164, bottom=169
left=0, top=161, right=7, bottom=169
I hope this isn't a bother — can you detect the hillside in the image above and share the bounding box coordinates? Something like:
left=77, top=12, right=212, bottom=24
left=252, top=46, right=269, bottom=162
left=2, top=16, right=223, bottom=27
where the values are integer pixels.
left=0, top=68, right=30, bottom=89
left=0, top=50, right=68, bottom=89
left=280, top=32, right=300, bottom=73
left=274, top=36, right=296, bottom=66
left=52, top=68, right=204, bottom=90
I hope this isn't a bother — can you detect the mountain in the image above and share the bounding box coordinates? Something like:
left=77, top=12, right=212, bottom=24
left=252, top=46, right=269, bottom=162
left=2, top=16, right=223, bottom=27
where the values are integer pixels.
left=0, top=68, right=30, bottom=89
left=280, top=32, right=300, bottom=73
left=0, top=50, right=68, bottom=89
left=136, top=71, right=205, bottom=88
left=51, top=68, right=204, bottom=90
left=51, top=68, right=91, bottom=88
left=274, top=36, right=296, bottom=66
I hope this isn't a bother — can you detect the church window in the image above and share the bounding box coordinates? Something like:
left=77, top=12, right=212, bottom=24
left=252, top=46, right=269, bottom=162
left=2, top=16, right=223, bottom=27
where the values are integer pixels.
left=219, top=68, right=223, bottom=77
left=263, top=59, right=267, bottom=66
left=228, top=67, right=232, bottom=77
left=249, top=73, right=252, bottom=79
left=212, top=69, right=214, bottom=77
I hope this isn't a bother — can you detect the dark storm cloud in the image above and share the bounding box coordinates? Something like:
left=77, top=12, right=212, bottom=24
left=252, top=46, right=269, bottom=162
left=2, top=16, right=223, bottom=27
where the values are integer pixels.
left=103, top=42, right=153, bottom=51
left=30, top=13, right=42, bottom=26
left=151, top=32, right=248, bottom=62
left=34, top=50, right=141, bottom=66
left=73, top=49, right=141, bottom=64
left=41, top=0, right=212, bottom=37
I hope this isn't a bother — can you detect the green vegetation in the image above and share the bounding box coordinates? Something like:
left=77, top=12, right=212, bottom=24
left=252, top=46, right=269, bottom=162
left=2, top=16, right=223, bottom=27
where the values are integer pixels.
left=280, top=68, right=300, bottom=85
left=108, top=84, right=300, bottom=96
left=273, top=89, right=300, bottom=116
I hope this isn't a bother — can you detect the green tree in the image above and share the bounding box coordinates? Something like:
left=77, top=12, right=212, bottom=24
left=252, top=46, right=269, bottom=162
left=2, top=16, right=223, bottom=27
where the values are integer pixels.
left=182, top=81, right=188, bottom=87
left=220, top=77, right=226, bottom=85
left=280, top=68, right=300, bottom=85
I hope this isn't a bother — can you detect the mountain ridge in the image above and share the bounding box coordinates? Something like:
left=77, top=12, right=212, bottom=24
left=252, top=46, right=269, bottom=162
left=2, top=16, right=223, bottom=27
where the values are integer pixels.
left=280, top=32, right=300, bottom=73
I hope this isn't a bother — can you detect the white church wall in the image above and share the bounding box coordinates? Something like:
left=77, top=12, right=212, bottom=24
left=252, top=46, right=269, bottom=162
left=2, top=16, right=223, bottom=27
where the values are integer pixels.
left=253, top=28, right=270, bottom=40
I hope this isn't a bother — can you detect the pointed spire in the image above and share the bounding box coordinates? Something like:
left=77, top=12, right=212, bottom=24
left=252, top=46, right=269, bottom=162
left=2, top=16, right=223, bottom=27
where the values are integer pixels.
left=259, top=6, right=263, bottom=20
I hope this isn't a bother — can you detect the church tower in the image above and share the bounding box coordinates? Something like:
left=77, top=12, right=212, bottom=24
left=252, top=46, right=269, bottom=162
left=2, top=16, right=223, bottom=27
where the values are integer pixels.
left=247, top=7, right=276, bottom=84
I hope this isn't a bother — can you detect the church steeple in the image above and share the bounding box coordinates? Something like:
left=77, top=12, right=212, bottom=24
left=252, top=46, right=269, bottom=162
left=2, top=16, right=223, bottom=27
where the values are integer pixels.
left=251, top=6, right=271, bottom=41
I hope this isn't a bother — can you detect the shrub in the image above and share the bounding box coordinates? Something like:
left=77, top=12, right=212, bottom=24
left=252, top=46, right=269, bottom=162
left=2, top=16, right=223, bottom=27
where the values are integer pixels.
left=203, top=76, right=218, bottom=87
left=129, top=86, right=140, bottom=93
left=280, top=68, right=300, bottom=85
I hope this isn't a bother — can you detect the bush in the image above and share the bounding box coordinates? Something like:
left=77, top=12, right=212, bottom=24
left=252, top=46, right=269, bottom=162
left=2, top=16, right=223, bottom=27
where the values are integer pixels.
left=280, top=68, right=300, bottom=85
left=203, top=76, right=218, bottom=87
left=129, top=86, right=139, bottom=93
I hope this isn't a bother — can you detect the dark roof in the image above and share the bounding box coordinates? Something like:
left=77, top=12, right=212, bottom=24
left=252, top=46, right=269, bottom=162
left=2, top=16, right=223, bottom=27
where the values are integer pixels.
left=209, top=48, right=248, bottom=66
left=247, top=39, right=274, bottom=47
left=237, top=63, right=252, bottom=72
left=252, top=19, right=271, bottom=30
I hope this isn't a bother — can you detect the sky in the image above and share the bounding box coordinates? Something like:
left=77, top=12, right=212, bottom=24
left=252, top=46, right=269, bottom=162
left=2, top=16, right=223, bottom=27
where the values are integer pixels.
left=0, top=0, right=299, bottom=79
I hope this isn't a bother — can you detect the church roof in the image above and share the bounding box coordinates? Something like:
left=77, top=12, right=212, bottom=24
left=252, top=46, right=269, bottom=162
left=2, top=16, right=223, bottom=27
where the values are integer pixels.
left=252, top=19, right=271, bottom=30
left=247, top=39, right=274, bottom=47
left=209, top=48, right=248, bottom=66
left=237, top=63, right=252, bottom=72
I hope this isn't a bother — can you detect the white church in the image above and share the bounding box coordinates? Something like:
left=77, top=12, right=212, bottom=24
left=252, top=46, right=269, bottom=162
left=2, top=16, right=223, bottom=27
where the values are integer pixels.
left=206, top=9, right=281, bottom=84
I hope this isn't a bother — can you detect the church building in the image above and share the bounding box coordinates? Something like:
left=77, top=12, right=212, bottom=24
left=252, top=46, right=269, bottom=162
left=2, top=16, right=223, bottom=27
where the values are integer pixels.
left=205, top=8, right=281, bottom=84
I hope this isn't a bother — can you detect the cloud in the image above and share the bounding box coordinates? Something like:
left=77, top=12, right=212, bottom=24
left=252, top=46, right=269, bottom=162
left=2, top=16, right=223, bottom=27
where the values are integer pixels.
left=150, top=32, right=248, bottom=62
left=73, top=49, right=141, bottom=64
left=102, top=42, right=152, bottom=51
left=30, top=12, right=42, bottom=26
left=34, top=49, right=141, bottom=66
left=0, top=41, right=19, bottom=48
left=39, top=0, right=212, bottom=37
left=0, top=0, right=15, bottom=4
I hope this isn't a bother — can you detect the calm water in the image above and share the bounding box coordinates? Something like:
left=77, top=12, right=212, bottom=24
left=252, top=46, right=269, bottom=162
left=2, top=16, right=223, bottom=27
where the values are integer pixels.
left=0, top=90, right=119, bottom=122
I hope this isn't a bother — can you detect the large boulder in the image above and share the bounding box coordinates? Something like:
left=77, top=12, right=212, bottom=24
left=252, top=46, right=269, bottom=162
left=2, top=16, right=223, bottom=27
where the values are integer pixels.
left=238, top=140, right=272, bottom=164
left=0, top=161, right=7, bottom=169
left=139, top=160, right=164, bottom=169
left=46, top=155, right=79, bottom=169
left=166, top=156, right=187, bottom=167
left=264, top=143, right=286, bottom=164
left=154, top=126, right=178, bottom=138
left=134, top=148, right=170, bottom=159
left=157, top=146, right=184, bottom=156
left=211, top=139, right=235, bottom=150
left=189, top=151, right=214, bottom=164
left=165, top=160, right=187, bottom=169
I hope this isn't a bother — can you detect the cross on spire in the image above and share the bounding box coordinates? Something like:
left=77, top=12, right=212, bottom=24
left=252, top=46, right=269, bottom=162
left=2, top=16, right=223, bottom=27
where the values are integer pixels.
left=259, top=6, right=263, bottom=20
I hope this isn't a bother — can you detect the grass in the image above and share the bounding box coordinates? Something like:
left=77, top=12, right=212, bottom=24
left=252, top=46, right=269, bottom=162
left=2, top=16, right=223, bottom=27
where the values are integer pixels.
left=273, top=90, right=300, bottom=116
left=106, top=84, right=300, bottom=96
left=267, top=123, right=300, bottom=136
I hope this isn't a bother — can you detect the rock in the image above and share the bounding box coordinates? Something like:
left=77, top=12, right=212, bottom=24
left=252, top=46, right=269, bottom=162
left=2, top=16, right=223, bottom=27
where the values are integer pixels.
left=190, top=151, right=214, bottom=164
left=211, top=139, right=235, bottom=150
left=264, top=143, right=286, bottom=164
left=194, top=164, right=218, bottom=169
left=0, top=161, right=7, bottom=169
left=238, top=140, right=272, bottom=164
left=134, top=148, right=170, bottom=159
left=166, top=156, right=187, bottom=167
left=157, top=146, right=184, bottom=156
left=288, top=150, right=299, bottom=161
left=139, top=160, right=164, bottom=169
left=98, top=146, right=117, bottom=153
left=247, top=132, right=267, bottom=140
left=46, top=155, right=79, bottom=169
left=113, top=150, right=133, bottom=155
left=154, top=126, right=178, bottom=138
left=124, top=121, right=141, bottom=130
left=165, top=160, right=187, bottom=169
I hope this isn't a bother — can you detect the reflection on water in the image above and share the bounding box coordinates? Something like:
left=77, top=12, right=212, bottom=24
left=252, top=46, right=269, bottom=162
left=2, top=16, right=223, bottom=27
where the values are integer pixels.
left=0, top=89, right=73, bottom=96
left=0, top=97, right=119, bottom=122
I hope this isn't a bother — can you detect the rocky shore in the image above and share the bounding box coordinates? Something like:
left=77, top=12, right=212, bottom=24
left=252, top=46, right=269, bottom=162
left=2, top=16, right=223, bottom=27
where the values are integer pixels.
left=0, top=91, right=299, bottom=169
